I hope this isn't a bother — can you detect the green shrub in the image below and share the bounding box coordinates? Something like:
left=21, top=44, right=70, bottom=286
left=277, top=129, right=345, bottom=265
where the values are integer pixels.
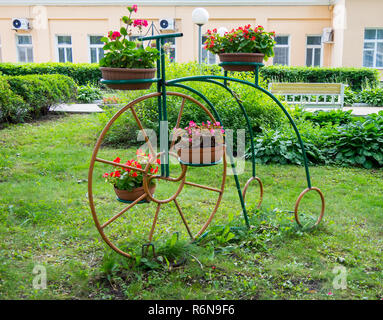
left=356, top=87, right=383, bottom=106
left=98, top=61, right=286, bottom=148
left=260, top=65, right=380, bottom=91
left=325, top=112, right=383, bottom=168
left=246, top=120, right=333, bottom=165
left=344, top=86, right=357, bottom=105
left=0, top=76, right=28, bottom=124
left=0, top=62, right=101, bottom=86
left=77, top=85, right=102, bottom=103
left=246, top=111, right=383, bottom=168
left=298, top=109, right=354, bottom=127
left=1, top=74, right=76, bottom=124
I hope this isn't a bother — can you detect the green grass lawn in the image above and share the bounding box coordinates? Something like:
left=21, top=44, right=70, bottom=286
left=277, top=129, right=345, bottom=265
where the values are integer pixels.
left=0, top=113, right=382, bottom=300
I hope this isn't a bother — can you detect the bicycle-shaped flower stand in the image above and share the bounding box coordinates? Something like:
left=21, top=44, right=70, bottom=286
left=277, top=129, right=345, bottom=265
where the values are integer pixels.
left=88, top=33, right=325, bottom=258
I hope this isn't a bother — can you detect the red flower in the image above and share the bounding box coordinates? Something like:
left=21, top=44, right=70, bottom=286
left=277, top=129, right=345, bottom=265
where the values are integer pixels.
left=156, top=159, right=161, bottom=164
left=114, top=170, right=121, bottom=178
left=102, top=173, right=109, bottom=178
left=113, top=157, right=121, bottom=163
left=110, top=31, right=121, bottom=41
left=132, top=172, right=138, bottom=177
left=251, top=36, right=256, bottom=41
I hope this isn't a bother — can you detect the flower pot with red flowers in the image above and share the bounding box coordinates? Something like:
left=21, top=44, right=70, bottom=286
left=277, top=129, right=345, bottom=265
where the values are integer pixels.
left=204, top=25, right=276, bottom=71
left=99, top=5, right=159, bottom=90
left=103, top=150, right=160, bottom=202
left=174, top=121, right=225, bottom=165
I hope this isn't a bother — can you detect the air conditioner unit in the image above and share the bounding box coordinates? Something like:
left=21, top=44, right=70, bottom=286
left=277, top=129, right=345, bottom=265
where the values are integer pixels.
left=159, top=18, right=175, bottom=31
left=12, top=18, right=31, bottom=30
left=322, top=28, right=334, bottom=43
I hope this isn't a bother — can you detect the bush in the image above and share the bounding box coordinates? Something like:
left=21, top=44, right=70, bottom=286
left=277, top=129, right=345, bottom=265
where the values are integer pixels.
left=77, top=85, right=102, bottom=103
left=98, top=61, right=286, bottom=148
left=356, top=87, right=383, bottom=106
left=297, top=109, right=354, bottom=127
left=246, top=120, right=333, bottom=165
left=246, top=111, right=383, bottom=169
left=0, top=76, right=28, bottom=124
left=260, top=65, right=380, bottom=91
left=325, top=112, right=383, bottom=168
left=0, top=62, right=101, bottom=86
left=1, top=74, right=76, bottom=124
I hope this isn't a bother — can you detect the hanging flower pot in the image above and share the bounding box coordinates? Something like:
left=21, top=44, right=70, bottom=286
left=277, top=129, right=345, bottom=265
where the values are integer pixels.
left=174, top=120, right=225, bottom=165
left=218, top=53, right=265, bottom=71
left=114, top=184, right=156, bottom=202
left=99, top=5, right=159, bottom=90
left=178, top=144, right=224, bottom=164
left=204, top=25, right=276, bottom=72
left=102, top=150, right=160, bottom=202
left=100, top=67, right=156, bottom=90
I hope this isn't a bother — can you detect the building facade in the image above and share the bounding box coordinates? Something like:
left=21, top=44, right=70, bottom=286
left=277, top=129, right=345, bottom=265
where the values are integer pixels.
left=0, top=0, right=382, bottom=78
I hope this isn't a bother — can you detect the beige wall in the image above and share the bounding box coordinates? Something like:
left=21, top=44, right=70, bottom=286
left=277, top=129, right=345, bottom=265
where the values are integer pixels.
left=0, top=1, right=382, bottom=80
left=0, top=4, right=332, bottom=65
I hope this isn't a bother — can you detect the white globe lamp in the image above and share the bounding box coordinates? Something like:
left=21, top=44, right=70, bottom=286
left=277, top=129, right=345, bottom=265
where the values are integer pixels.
left=192, top=8, right=209, bottom=64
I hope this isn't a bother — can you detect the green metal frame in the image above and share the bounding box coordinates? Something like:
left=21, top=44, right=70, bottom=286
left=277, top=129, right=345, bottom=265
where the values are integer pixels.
left=100, top=32, right=313, bottom=229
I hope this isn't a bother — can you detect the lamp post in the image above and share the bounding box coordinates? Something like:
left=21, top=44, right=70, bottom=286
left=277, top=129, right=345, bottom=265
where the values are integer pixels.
left=192, top=8, right=209, bottom=64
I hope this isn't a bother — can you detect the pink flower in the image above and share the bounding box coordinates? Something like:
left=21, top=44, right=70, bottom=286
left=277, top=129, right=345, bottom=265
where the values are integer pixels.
left=328, top=291, right=333, bottom=296
left=132, top=4, right=138, bottom=12
left=109, top=31, right=121, bottom=40
left=133, top=19, right=148, bottom=27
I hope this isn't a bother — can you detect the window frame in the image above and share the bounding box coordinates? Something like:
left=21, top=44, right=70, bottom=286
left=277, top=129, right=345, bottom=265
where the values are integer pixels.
left=305, top=35, right=323, bottom=67
left=88, top=35, right=104, bottom=64
left=16, top=34, right=34, bottom=63
left=273, top=35, right=290, bottom=66
left=363, top=28, right=383, bottom=69
left=56, top=35, right=73, bottom=63
left=202, top=35, right=217, bottom=65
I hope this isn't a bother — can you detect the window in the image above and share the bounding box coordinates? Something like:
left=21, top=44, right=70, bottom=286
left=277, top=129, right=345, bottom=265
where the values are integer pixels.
left=363, top=29, right=383, bottom=68
left=306, top=36, right=322, bottom=67
left=202, top=36, right=216, bottom=64
left=163, top=37, right=176, bottom=62
left=89, top=35, right=104, bottom=63
left=273, top=36, right=289, bottom=66
left=56, top=35, right=73, bottom=63
left=16, top=35, right=33, bottom=63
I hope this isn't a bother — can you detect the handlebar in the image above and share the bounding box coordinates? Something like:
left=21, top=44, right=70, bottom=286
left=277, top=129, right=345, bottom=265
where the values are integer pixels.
left=138, top=33, right=183, bottom=41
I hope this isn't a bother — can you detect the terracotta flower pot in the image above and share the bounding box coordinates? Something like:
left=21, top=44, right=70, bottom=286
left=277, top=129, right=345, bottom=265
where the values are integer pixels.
left=178, top=145, right=224, bottom=164
left=218, top=53, right=265, bottom=71
left=100, top=67, right=156, bottom=90
left=114, top=184, right=156, bottom=202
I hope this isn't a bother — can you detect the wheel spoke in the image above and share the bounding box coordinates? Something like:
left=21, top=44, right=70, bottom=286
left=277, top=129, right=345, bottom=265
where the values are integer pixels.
left=148, top=203, right=161, bottom=242
left=184, top=180, right=223, bottom=193
left=173, top=199, right=193, bottom=239
left=95, top=157, right=145, bottom=173
left=101, top=193, right=147, bottom=229
left=170, top=97, right=186, bottom=151
left=129, top=107, right=157, bottom=156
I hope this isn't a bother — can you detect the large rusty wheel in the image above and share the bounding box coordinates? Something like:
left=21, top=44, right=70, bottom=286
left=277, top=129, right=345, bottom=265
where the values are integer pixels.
left=88, top=92, right=227, bottom=258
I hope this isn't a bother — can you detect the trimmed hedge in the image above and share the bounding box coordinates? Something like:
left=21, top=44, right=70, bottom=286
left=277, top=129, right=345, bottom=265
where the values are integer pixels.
left=259, top=65, right=380, bottom=91
left=0, top=62, right=101, bottom=86
left=0, top=74, right=76, bottom=125
left=0, top=76, right=28, bottom=124
left=1, top=62, right=379, bottom=92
